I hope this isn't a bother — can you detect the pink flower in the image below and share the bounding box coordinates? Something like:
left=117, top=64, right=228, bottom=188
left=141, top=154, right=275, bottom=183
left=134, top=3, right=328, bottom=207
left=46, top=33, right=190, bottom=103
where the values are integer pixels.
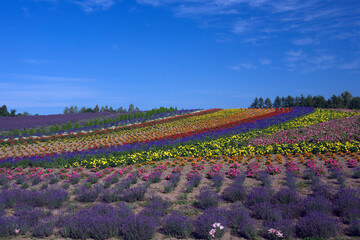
left=276, top=230, right=283, bottom=238
left=268, top=228, right=276, bottom=234
left=209, top=229, right=216, bottom=238
left=14, top=229, right=20, bottom=234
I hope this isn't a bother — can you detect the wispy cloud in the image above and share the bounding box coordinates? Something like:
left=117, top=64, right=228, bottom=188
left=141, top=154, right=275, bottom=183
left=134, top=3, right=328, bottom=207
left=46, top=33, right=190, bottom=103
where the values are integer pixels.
left=71, top=0, right=115, bottom=12
left=339, top=60, right=360, bottom=70
left=0, top=73, right=100, bottom=109
left=21, top=59, right=53, bottom=64
left=292, top=37, right=317, bottom=46
left=2, top=73, right=95, bottom=82
left=229, top=63, right=256, bottom=70
left=259, top=58, right=271, bottom=65
left=232, top=20, right=248, bottom=34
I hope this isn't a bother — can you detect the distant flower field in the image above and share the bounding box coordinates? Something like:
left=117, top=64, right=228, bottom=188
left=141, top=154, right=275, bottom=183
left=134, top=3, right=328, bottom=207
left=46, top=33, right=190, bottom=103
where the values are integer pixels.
left=0, top=107, right=359, bottom=168
left=0, top=107, right=360, bottom=240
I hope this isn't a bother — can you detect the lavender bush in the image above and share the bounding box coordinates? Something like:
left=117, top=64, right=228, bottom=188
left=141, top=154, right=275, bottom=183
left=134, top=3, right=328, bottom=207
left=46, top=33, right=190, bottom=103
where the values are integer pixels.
left=195, top=187, right=220, bottom=209
left=193, top=207, right=228, bottom=240
left=333, top=188, right=360, bottom=223
left=251, top=202, right=283, bottom=223
left=75, top=184, right=103, bottom=202
left=61, top=203, right=133, bottom=240
left=121, top=214, right=157, bottom=240
left=303, top=196, right=333, bottom=215
left=222, top=184, right=247, bottom=202
left=296, top=211, right=339, bottom=238
left=162, top=211, right=193, bottom=239
left=121, top=184, right=148, bottom=202
left=246, top=187, right=272, bottom=207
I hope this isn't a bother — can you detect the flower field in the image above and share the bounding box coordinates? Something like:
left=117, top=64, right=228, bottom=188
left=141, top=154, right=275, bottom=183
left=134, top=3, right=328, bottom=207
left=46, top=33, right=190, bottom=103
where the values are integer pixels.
left=0, top=107, right=360, bottom=239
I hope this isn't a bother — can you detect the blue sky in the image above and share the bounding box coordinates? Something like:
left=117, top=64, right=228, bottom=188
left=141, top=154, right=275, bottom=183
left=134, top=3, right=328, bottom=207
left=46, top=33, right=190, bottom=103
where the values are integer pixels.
left=1, top=0, right=360, bottom=114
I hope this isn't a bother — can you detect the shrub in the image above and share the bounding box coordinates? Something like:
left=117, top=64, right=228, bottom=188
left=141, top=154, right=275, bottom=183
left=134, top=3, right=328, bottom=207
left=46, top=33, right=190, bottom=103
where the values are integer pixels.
left=148, top=171, right=162, bottom=183
left=41, top=188, right=69, bottom=209
left=353, top=167, right=360, bottom=179
left=222, top=185, right=247, bottom=202
left=100, top=189, right=122, bottom=203
left=246, top=187, right=272, bottom=207
left=162, top=211, right=193, bottom=239
left=264, top=219, right=294, bottom=240
left=68, top=174, right=81, bottom=185
left=122, top=215, right=157, bottom=240
left=251, top=202, right=282, bottom=223
left=211, top=174, right=224, bottom=190
left=233, top=174, right=246, bottom=185
left=75, top=184, right=102, bottom=202
left=140, top=196, right=170, bottom=221
left=31, top=221, right=54, bottom=238
left=121, top=184, right=148, bottom=203
left=87, top=174, right=99, bottom=184
left=193, top=207, right=228, bottom=240
left=284, top=170, right=297, bottom=190
left=31, top=176, right=42, bottom=185
left=237, top=219, right=257, bottom=240
left=303, top=196, right=333, bottom=215
left=196, top=187, right=220, bottom=209
left=296, top=211, right=339, bottom=239
left=333, top=188, right=360, bottom=223
left=311, top=182, right=332, bottom=200
left=14, top=175, right=26, bottom=185
left=61, top=203, right=133, bottom=240
left=0, top=216, right=17, bottom=237
left=272, top=188, right=300, bottom=205
left=227, top=204, right=250, bottom=229
left=349, top=219, right=360, bottom=237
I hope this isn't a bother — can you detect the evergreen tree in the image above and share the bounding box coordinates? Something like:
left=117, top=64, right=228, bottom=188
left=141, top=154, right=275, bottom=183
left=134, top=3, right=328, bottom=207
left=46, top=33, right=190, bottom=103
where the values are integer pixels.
left=135, top=107, right=140, bottom=111
left=10, top=109, right=16, bottom=117
left=273, top=96, right=281, bottom=108
left=74, top=106, right=79, bottom=113
left=304, top=95, right=313, bottom=107
left=80, top=107, right=86, bottom=113
left=64, top=107, right=70, bottom=114
left=349, top=97, right=360, bottom=109
left=128, top=104, right=135, bottom=112
left=299, top=94, right=306, bottom=107
left=280, top=97, right=286, bottom=107
left=69, top=105, right=75, bottom=114
left=94, top=105, right=100, bottom=113
left=286, top=95, right=295, bottom=107
left=341, top=91, right=352, bottom=108
left=258, top=97, right=264, bottom=108
left=264, top=97, right=272, bottom=108
left=100, top=106, right=105, bottom=112
left=0, top=105, right=9, bottom=116
left=250, top=97, right=259, bottom=108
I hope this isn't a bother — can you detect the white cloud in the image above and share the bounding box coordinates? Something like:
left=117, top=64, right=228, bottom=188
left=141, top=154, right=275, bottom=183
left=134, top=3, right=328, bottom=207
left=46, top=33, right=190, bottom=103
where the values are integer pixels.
left=259, top=58, right=271, bottom=65
left=21, top=59, right=53, bottom=64
left=71, top=0, right=115, bottom=12
left=292, top=37, right=317, bottom=46
left=339, top=60, right=360, bottom=70
left=229, top=63, right=256, bottom=70
left=286, top=50, right=304, bottom=57
left=232, top=20, right=247, bottom=34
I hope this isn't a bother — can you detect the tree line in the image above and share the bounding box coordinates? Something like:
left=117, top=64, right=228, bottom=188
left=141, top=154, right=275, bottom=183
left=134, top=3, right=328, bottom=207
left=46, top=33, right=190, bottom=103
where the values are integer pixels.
left=250, top=91, right=360, bottom=109
left=63, top=104, right=140, bottom=114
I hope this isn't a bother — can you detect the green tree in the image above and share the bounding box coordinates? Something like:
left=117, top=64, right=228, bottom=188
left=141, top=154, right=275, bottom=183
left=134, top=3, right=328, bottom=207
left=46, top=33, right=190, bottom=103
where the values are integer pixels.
left=0, top=105, right=10, bottom=116
left=64, top=107, right=70, bottom=114
left=341, top=91, right=352, bottom=108
left=94, top=105, right=100, bottom=113
left=264, top=97, right=272, bottom=108
left=66, top=121, right=73, bottom=130
left=349, top=97, right=360, bottom=109
left=128, top=104, right=135, bottom=112
left=273, top=96, right=281, bottom=108
left=250, top=97, right=259, bottom=108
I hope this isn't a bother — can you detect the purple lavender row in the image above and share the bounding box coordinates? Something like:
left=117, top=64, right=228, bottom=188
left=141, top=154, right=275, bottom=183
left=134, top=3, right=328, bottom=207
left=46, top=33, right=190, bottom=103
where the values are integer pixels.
left=0, top=109, right=199, bottom=139
left=0, top=107, right=313, bottom=164
left=0, top=111, right=136, bottom=131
